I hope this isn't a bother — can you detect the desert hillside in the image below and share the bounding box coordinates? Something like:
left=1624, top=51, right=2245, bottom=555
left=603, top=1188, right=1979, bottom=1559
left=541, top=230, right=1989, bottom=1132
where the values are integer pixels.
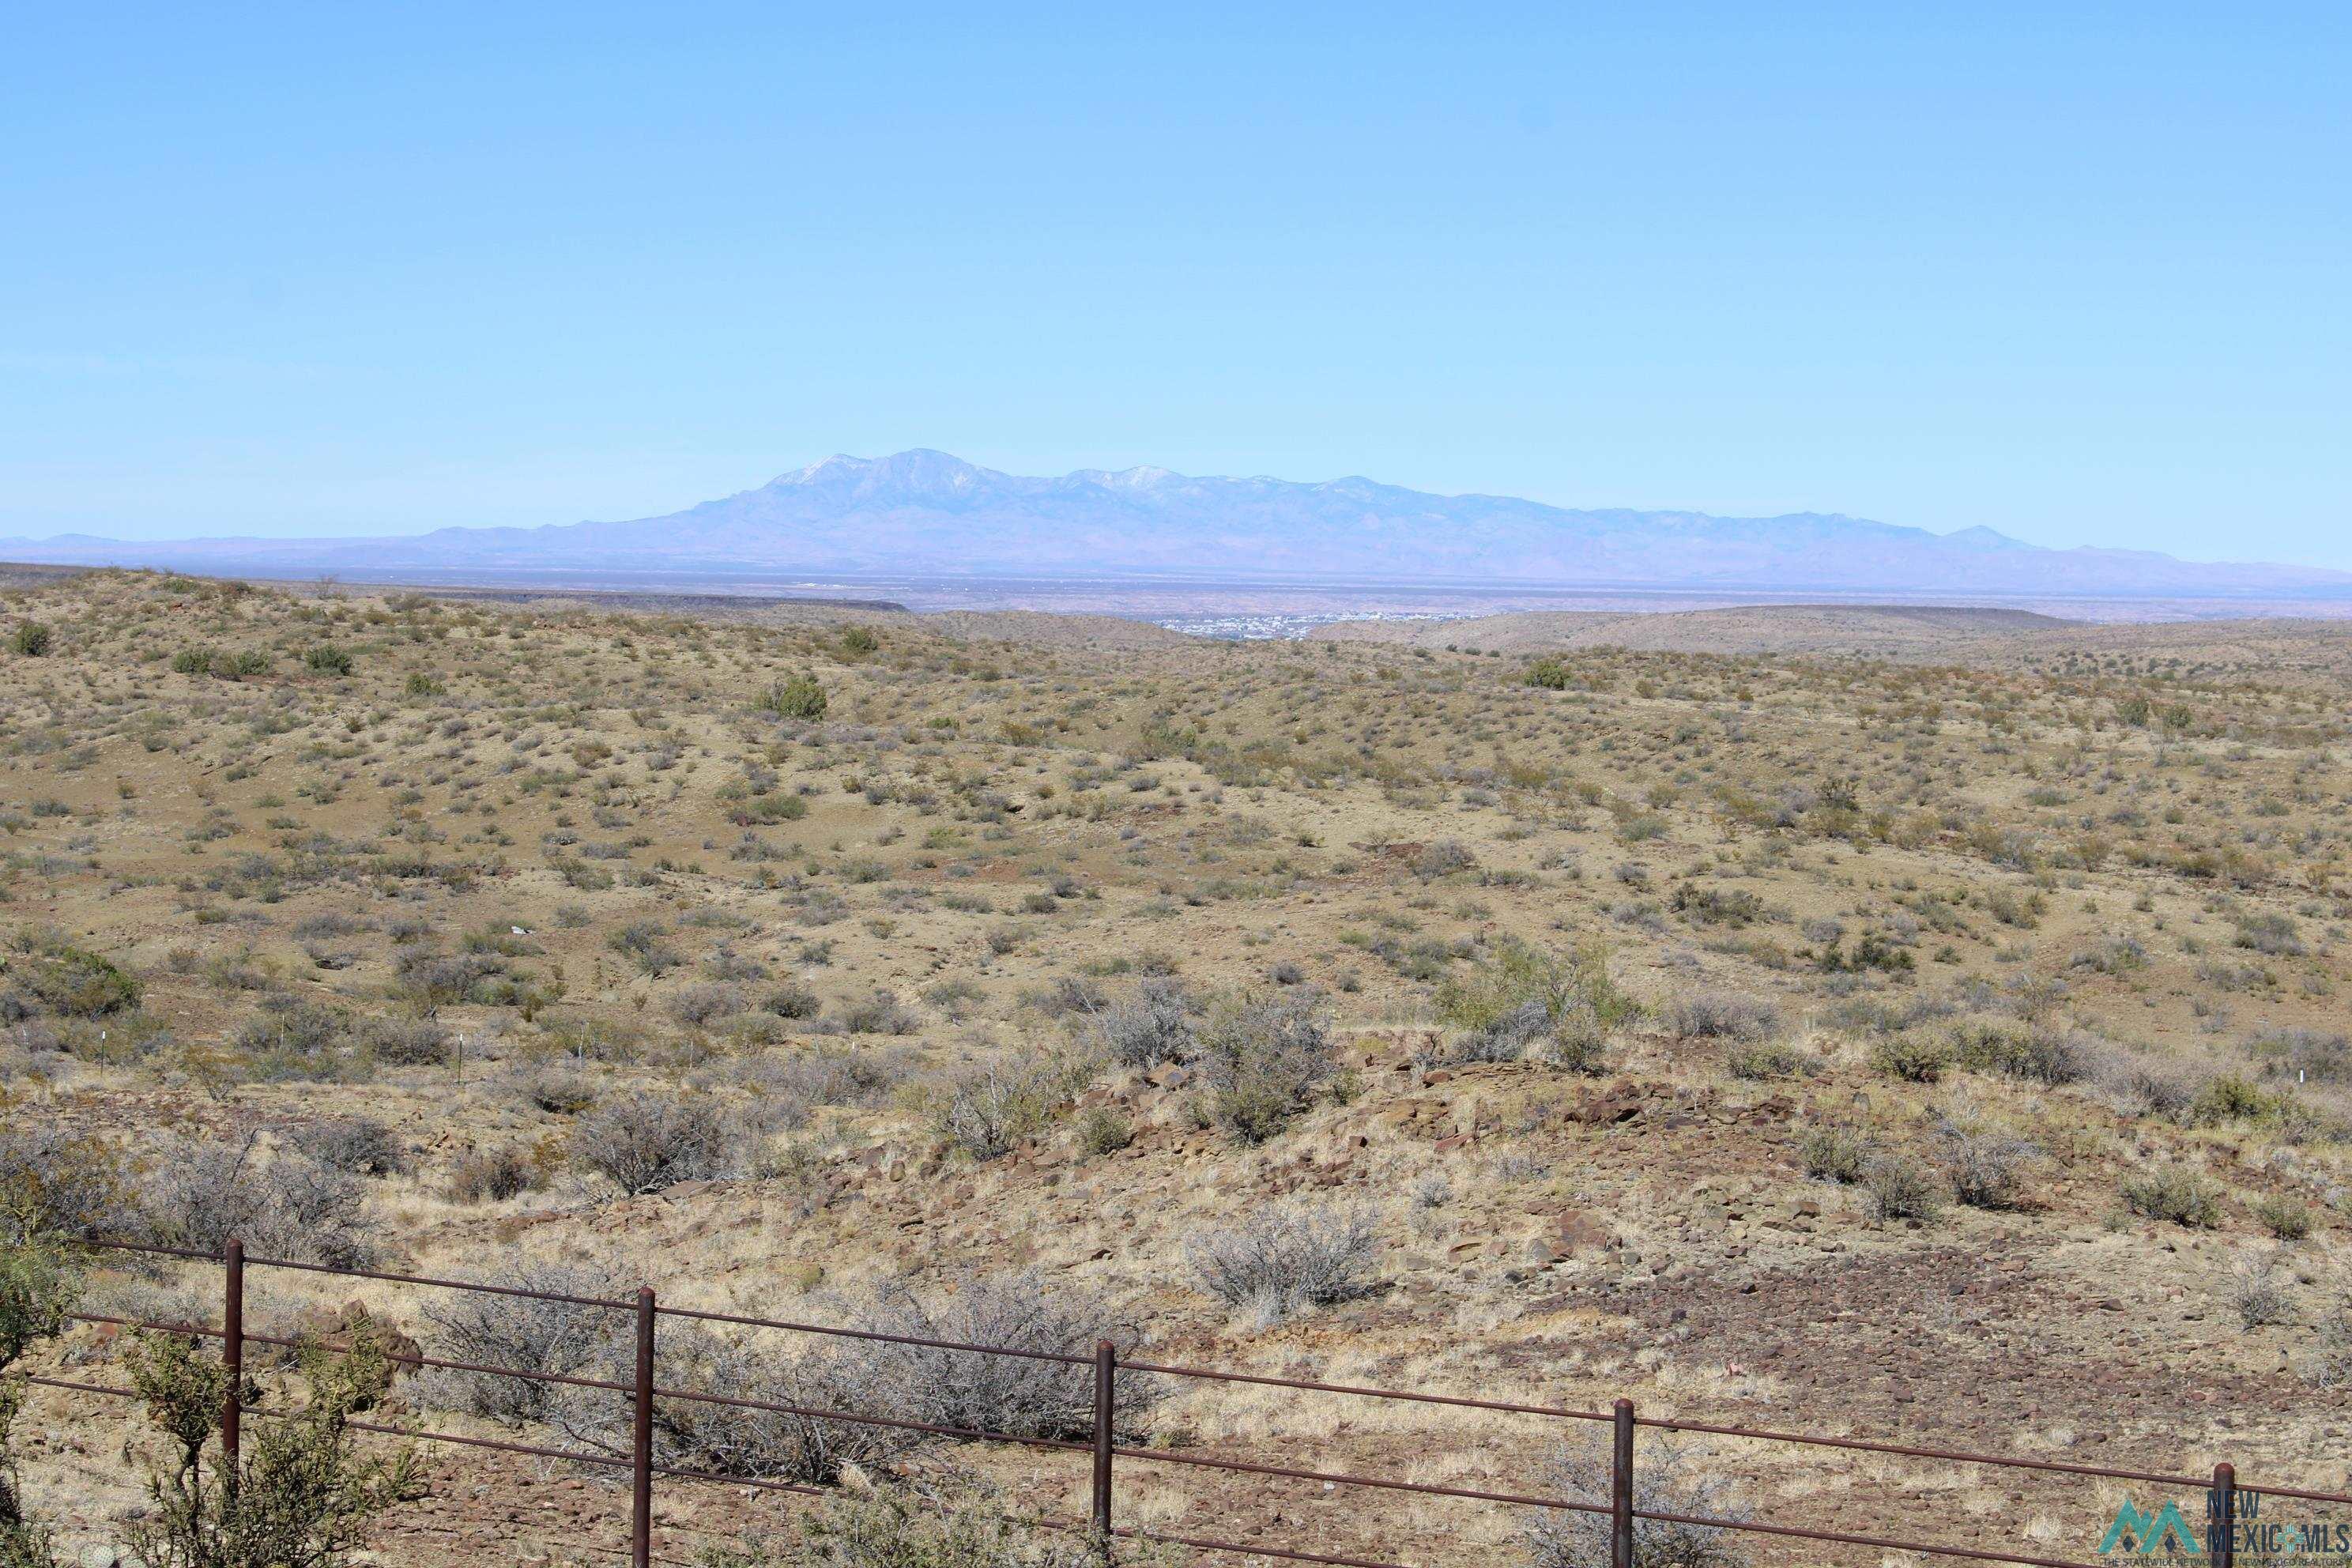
left=2, top=571, right=2348, bottom=1566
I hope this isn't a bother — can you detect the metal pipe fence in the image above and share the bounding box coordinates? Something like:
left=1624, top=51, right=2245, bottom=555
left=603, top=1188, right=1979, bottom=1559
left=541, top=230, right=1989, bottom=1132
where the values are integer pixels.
left=34, top=1238, right=2349, bottom=1568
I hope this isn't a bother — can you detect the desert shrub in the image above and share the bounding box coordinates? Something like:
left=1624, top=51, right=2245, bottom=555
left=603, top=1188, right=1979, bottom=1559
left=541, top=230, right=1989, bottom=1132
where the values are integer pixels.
left=618, top=1317, right=914, bottom=1483
left=2121, top=1164, right=2224, bottom=1229
left=1868, top=1035, right=1949, bottom=1084
left=2252, top=1193, right=2315, bottom=1242
left=4, top=934, right=140, bottom=1019
left=556, top=1270, right=1146, bottom=1488
left=760, top=673, right=828, bottom=720
left=0, top=1125, right=130, bottom=1243
left=1662, top=990, right=1781, bottom=1044
left=1186, top=1204, right=1378, bottom=1325
left=1671, top=884, right=1766, bottom=927
left=2312, top=1304, right=2352, bottom=1389
left=359, top=1015, right=451, bottom=1067
left=848, top=1271, right=1155, bottom=1442
left=606, top=921, right=683, bottom=976
left=2246, top=1027, right=2351, bottom=1084
left=1950, top=1020, right=2095, bottom=1086
left=232, top=998, right=356, bottom=1079
left=420, top=1263, right=623, bottom=1423
left=287, top=1117, right=406, bottom=1177
left=765, top=1043, right=915, bottom=1111
left=828, top=989, right=919, bottom=1036
left=9, top=624, right=50, bottom=658
left=1863, top=1154, right=1943, bottom=1222
left=2233, top=914, right=2306, bottom=957
left=1434, top=940, right=1632, bottom=1071
left=139, top=1134, right=372, bottom=1267
left=2068, top=934, right=2147, bottom=974
left=303, top=643, right=356, bottom=675
left=573, top=1091, right=739, bottom=1194
left=2, top=1240, right=76, bottom=1564
left=938, top=1056, right=1066, bottom=1162
left=1076, top=1106, right=1133, bottom=1155
left=1934, top=1115, right=2037, bottom=1210
left=1724, top=1040, right=1809, bottom=1080
left=1443, top=996, right=1551, bottom=1065
left=708, top=1478, right=1110, bottom=1568
left=389, top=947, right=511, bottom=1006
left=0, top=1242, right=73, bottom=1371
left=2101, top=1059, right=2203, bottom=1121
left=1523, top=1435, right=1750, bottom=1568
left=1524, top=656, right=1574, bottom=690
left=515, top=1066, right=597, bottom=1115
left=1, top=1238, right=76, bottom=1557
left=124, top=1324, right=420, bottom=1568
left=1414, top=839, right=1476, bottom=879
left=352, top=1020, right=449, bottom=1067
left=1095, top=978, right=1194, bottom=1068
left=669, top=981, right=746, bottom=1027
left=2227, top=1254, right=2294, bottom=1330
left=763, top=982, right=822, bottom=1020
left=2190, top=1073, right=2282, bottom=1125
left=444, top=1146, right=545, bottom=1204
left=1799, top=1126, right=1872, bottom=1185
left=1437, top=940, right=1565, bottom=1035
left=1195, top=992, right=1335, bottom=1143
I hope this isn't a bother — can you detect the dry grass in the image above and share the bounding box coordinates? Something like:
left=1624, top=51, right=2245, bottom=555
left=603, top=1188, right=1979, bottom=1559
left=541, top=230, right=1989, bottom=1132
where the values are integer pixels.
left=0, top=569, right=2348, bottom=1565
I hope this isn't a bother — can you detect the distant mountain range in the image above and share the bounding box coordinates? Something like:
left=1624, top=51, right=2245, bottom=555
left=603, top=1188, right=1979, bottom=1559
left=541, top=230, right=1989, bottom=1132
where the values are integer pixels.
left=8, top=450, right=2348, bottom=599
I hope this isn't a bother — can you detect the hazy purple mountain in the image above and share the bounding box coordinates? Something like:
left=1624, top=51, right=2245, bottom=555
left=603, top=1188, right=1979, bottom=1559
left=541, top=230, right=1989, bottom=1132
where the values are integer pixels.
left=8, top=450, right=2349, bottom=598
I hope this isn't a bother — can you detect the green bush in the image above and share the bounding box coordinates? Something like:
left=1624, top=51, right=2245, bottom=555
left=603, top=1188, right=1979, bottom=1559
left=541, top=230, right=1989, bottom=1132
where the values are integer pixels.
left=1434, top=939, right=1635, bottom=1070
left=1076, top=1105, right=1133, bottom=1156
left=2253, top=1193, right=2315, bottom=1242
left=1868, top=1035, right=1949, bottom=1084
left=1864, top=1154, right=1944, bottom=1222
left=1799, top=1125, right=1871, bottom=1185
left=124, top=1324, right=421, bottom=1568
left=1196, top=993, right=1335, bottom=1144
left=8, top=624, right=49, bottom=658
left=1523, top=656, right=1574, bottom=690
left=2, top=1241, right=77, bottom=1568
left=6, top=935, right=141, bottom=1019
left=304, top=643, right=356, bottom=675
left=760, top=673, right=828, bottom=720
left=2121, top=1164, right=2225, bottom=1229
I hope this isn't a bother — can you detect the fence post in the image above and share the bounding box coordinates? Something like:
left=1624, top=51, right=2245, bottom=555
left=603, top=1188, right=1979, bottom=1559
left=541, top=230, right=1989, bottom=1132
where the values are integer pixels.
left=221, top=1238, right=244, bottom=1483
left=1091, top=1339, right=1116, bottom=1547
left=2210, top=1462, right=2235, bottom=1568
left=1611, top=1398, right=1634, bottom=1568
left=632, top=1287, right=655, bottom=1568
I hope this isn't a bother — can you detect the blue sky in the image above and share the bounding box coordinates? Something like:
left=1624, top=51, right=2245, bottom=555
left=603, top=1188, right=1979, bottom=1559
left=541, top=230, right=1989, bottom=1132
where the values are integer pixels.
left=2, top=4, right=2346, bottom=564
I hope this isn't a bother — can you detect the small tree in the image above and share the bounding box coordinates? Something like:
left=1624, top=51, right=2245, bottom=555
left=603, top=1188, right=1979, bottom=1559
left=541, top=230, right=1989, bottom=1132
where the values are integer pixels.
left=125, top=1324, right=421, bottom=1568
left=1, top=1240, right=77, bottom=1568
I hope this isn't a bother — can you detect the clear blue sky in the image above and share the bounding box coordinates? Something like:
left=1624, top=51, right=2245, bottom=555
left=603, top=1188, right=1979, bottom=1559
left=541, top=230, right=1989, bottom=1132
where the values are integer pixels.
left=3, top=4, right=2346, bottom=564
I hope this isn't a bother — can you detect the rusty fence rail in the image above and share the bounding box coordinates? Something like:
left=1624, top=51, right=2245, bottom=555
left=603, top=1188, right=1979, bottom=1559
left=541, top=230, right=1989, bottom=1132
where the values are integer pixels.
left=28, top=1238, right=2349, bottom=1568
